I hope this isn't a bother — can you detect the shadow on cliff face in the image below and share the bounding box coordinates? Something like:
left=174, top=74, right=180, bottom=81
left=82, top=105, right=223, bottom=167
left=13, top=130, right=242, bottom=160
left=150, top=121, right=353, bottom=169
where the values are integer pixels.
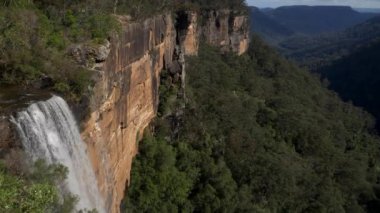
left=175, top=11, right=191, bottom=44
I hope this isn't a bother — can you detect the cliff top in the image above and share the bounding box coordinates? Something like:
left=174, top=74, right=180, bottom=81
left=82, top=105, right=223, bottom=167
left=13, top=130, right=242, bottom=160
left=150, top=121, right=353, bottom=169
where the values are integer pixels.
left=0, top=85, right=51, bottom=115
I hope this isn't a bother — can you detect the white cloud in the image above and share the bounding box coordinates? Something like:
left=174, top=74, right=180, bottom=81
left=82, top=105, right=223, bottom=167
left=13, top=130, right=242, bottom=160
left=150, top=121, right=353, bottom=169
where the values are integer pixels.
left=247, top=0, right=380, bottom=8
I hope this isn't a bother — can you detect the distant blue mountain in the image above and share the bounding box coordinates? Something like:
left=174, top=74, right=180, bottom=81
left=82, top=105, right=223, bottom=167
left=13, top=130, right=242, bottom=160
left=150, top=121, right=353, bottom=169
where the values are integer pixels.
left=264, top=5, right=377, bottom=34
left=259, top=7, right=274, bottom=13
left=249, top=7, right=294, bottom=43
left=354, top=8, right=380, bottom=13
left=278, top=15, right=380, bottom=69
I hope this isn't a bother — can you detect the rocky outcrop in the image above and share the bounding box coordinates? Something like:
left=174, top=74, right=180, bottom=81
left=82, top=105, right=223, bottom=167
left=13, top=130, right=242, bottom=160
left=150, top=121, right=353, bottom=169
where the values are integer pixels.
left=80, top=10, right=249, bottom=212
left=176, top=10, right=250, bottom=56
left=202, top=10, right=250, bottom=55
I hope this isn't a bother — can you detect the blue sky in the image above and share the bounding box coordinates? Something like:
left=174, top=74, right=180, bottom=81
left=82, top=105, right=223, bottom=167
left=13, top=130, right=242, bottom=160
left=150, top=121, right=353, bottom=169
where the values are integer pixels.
left=247, top=0, right=380, bottom=8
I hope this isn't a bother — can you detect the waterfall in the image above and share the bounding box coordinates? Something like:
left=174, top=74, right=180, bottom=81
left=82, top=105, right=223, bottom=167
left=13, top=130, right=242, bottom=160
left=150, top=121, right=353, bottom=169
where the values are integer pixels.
left=11, top=95, right=105, bottom=212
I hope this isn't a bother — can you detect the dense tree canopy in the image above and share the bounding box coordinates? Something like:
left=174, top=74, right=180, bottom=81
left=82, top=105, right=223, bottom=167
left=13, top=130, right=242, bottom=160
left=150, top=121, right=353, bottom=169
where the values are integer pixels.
left=124, top=37, right=380, bottom=212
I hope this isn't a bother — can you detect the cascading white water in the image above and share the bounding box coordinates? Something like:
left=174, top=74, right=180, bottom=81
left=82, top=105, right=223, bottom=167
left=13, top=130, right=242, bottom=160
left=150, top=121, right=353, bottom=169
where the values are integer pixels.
left=11, top=95, right=105, bottom=212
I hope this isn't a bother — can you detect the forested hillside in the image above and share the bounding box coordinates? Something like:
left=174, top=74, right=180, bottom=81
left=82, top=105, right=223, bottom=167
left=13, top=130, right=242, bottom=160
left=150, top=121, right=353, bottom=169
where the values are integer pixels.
left=320, top=40, right=380, bottom=130
left=124, top=37, right=380, bottom=212
left=279, top=16, right=380, bottom=70
left=275, top=15, right=380, bottom=131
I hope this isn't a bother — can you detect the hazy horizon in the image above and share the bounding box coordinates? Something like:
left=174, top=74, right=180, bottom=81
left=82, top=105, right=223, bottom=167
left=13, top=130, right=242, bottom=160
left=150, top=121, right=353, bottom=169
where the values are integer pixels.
left=247, top=0, right=380, bottom=9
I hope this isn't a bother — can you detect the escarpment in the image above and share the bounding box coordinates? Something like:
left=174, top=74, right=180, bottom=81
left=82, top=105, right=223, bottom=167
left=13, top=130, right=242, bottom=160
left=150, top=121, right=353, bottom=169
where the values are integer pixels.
left=82, top=10, right=249, bottom=212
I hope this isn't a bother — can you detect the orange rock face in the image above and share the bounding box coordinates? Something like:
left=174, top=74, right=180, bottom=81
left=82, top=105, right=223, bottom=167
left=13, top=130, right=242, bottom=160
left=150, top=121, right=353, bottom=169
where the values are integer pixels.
left=81, top=11, right=249, bottom=213
left=179, top=11, right=199, bottom=56
left=81, top=14, right=175, bottom=212
left=231, top=15, right=250, bottom=55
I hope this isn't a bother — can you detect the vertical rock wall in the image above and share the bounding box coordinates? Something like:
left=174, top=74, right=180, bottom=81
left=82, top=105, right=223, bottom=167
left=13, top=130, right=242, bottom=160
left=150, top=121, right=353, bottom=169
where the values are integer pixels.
left=79, top=10, right=249, bottom=213
left=81, top=14, right=176, bottom=212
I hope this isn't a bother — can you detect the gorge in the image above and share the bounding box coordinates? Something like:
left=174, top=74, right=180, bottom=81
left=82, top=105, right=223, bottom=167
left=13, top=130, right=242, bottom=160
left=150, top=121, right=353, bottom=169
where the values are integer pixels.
left=2, top=1, right=380, bottom=212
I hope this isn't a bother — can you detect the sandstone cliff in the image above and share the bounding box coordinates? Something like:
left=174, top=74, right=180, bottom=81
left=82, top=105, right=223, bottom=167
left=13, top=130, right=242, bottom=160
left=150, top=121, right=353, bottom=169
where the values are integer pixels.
left=81, top=10, right=249, bottom=212
left=81, top=14, right=176, bottom=212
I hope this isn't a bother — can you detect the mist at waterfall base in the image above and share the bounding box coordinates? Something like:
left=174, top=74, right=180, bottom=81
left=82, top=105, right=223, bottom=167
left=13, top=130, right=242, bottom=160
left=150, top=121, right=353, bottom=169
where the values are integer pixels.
left=11, top=95, right=105, bottom=212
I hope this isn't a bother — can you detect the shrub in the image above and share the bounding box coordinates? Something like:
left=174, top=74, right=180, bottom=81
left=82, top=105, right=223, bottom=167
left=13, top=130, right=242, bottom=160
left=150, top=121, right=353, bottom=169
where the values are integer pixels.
left=0, top=158, right=76, bottom=212
left=53, top=82, right=71, bottom=94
